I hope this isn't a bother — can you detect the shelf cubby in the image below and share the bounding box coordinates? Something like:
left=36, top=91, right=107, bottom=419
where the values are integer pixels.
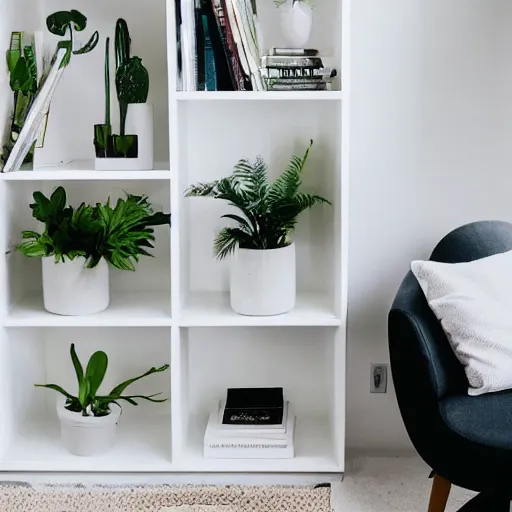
left=1, top=180, right=171, bottom=325
left=176, top=100, right=343, bottom=324
left=33, top=0, right=170, bottom=169
left=0, top=327, right=172, bottom=472
left=172, top=327, right=341, bottom=472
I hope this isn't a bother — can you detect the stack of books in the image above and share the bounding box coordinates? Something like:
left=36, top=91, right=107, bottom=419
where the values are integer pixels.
left=260, top=48, right=337, bottom=91
left=204, top=387, right=295, bottom=459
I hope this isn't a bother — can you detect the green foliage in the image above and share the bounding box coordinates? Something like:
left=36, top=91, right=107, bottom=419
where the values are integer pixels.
left=15, top=186, right=171, bottom=271
left=115, top=19, right=131, bottom=137
left=185, top=141, right=330, bottom=259
left=104, top=37, right=111, bottom=126
left=35, top=343, right=169, bottom=417
left=116, top=57, right=150, bottom=105
left=46, top=10, right=99, bottom=66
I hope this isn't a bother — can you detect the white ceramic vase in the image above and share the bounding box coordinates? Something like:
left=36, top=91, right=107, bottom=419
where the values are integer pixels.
left=95, top=102, right=154, bottom=171
left=280, top=0, right=313, bottom=49
left=230, top=244, right=296, bottom=316
left=42, top=257, right=110, bottom=316
left=57, top=399, right=121, bottom=457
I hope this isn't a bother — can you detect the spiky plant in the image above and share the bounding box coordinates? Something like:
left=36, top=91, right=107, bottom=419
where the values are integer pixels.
left=185, top=141, right=329, bottom=259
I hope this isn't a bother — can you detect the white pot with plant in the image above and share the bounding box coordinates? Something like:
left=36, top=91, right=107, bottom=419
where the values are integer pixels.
left=275, top=0, right=314, bottom=49
left=36, top=343, right=169, bottom=457
left=15, top=187, right=170, bottom=316
left=186, top=140, right=329, bottom=316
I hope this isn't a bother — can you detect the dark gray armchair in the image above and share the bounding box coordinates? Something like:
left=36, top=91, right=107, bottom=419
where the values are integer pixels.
left=388, top=221, right=512, bottom=512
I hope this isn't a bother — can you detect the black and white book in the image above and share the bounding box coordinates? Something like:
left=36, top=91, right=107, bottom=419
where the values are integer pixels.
left=213, top=400, right=289, bottom=437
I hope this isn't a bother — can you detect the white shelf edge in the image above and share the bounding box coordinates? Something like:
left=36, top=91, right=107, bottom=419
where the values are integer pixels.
left=178, top=292, right=341, bottom=327
left=4, top=292, right=172, bottom=328
left=175, top=91, right=343, bottom=101
left=1, top=160, right=171, bottom=181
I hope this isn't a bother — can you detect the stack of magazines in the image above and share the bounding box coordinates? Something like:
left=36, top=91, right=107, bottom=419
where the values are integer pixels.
left=260, top=48, right=337, bottom=91
left=204, top=388, right=295, bottom=459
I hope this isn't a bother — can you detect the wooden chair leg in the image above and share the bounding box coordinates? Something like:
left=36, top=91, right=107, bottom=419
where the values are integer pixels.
left=428, top=473, right=452, bottom=512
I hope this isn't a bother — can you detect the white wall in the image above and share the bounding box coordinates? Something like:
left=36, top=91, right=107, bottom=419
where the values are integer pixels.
left=347, top=1, right=512, bottom=451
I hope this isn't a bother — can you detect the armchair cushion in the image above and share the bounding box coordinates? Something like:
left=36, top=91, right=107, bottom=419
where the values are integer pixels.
left=411, top=249, right=512, bottom=396
left=440, top=390, right=512, bottom=449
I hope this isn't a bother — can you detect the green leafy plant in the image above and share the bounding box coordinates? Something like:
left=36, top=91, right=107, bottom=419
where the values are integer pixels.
left=94, top=37, right=113, bottom=157
left=36, top=343, right=169, bottom=417
left=46, top=10, right=99, bottom=66
left=15, top=186, right=171, bottom=271
left=2, top=32, right=38, bottom=166
left=185, top=141, right=329, bottom=259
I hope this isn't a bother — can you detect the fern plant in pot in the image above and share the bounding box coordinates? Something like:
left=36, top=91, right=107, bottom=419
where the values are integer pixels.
left=36, top=343, right=169, bottom=456
left=185, top=141, right=329, bottom=316
left=15, top=187, right=170, bottom=316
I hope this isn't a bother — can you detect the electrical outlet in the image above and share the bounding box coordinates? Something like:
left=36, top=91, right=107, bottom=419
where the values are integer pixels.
left=370, top=363, right=388, bottom=393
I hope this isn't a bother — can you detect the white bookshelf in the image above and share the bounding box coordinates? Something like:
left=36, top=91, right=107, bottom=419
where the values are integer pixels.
left=0, top=0, right=349, bottom=477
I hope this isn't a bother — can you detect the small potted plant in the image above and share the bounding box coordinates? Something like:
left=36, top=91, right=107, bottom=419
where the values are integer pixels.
left=36, top=343, right=169, bottom=456
left=274, top=0, right=314, bottom=48
left=15, top=186, right=170, bottom=316
left=185, top=141, right=329, bottom=316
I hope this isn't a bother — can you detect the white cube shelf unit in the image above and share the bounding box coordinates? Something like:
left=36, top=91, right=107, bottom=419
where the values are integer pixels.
left=0, top=0, right=349, bottom=476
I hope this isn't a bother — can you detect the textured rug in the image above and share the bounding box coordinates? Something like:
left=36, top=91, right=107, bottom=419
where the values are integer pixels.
left=0, top=484, right=332, bottom=512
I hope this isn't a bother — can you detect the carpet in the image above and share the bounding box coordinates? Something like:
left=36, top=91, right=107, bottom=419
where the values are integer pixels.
left=0, top=484, right=331, bottom=512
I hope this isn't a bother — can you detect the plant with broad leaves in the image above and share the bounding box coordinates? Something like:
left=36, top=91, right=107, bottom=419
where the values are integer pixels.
left=35, top=343, right=169, bottom=417
left=185, top=140, right=330, bottom=259
left=46, top=10, right=99, bottom=66
left=15, top=186, right=171, bottom=271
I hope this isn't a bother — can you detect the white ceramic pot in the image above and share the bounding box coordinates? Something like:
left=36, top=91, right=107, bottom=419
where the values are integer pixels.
left=280, top=0, right=313, bottom=48
left=230, top=243, right=296, bottom=316
left=57, top=399, right=121, bottom=457
left=42, top=257, right=110, bottom=316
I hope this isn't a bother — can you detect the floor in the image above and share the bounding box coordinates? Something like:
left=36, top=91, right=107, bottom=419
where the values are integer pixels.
left=332, top=456, right=476, bottom=512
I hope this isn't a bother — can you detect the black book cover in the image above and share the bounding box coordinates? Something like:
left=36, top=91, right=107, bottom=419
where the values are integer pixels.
left=222, top=387, right=284, bottom=425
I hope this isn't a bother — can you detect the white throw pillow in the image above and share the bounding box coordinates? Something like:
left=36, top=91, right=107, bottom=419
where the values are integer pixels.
left=411, top=250, right=512, bottom=396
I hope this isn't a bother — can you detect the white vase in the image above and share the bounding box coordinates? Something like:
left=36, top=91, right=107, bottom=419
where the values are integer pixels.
left=57, top=399, right=121, bottom=457
left=42, top=257, right=110, bottom=316
left=230, top=244, right=296, bottom=316
left=280, top=0, right=313, bottom=49
left=95, top=102, right=154, bottom=171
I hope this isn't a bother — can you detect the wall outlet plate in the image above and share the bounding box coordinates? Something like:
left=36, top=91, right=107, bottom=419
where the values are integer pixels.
left=370, top=363, right=388, bottom=393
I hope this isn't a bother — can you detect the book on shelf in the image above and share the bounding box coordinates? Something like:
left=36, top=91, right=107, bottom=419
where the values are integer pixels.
left=204, top=401, right=295, bottom=459
left=223, top=387, right=284, bottom=425
left=260, top=49, right=338, bottom=92
left=178, top=0, right=264, bottom=90
left=214, top=400, right=289, bottom=437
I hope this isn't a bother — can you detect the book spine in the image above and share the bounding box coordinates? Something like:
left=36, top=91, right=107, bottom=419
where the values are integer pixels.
left=205, top=440, right=289, bottom=448
left=211, top=0, right=236, bottom=89
left=266, top=83, right=328, bottom=91
left=219, top=0, right=251, bottom=90
left=261, top=56, right=323, bottom=69
left=204, top=446, right=294, bottom=459
left=202, top=14, right=217, bottom=91
left=269, top=48, right=318, bottom=56
left=261, top=68, right=336, bottom=79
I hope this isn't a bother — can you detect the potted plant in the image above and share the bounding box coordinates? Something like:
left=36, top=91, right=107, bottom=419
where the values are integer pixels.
left=15, top=186, right=170, bottom=316
left=274, top=0, right=314, bottom=48
left=185, top=141, right=329, bottom=316
left=36, top=343, right=169, bottom=456
left=113, top=19, right=150, bottom=160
